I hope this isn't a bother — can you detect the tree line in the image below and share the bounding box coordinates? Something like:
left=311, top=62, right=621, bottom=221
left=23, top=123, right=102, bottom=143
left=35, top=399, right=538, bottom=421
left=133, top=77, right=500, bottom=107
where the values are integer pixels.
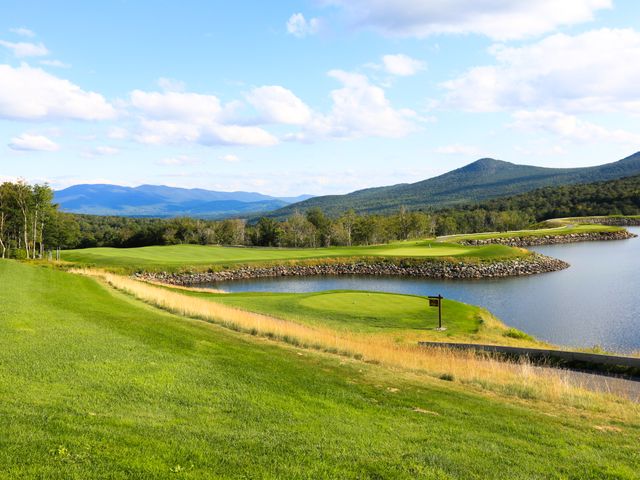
left=1, top=174, right=638, bottom=257
left=0, top=181, right=59, bottom=259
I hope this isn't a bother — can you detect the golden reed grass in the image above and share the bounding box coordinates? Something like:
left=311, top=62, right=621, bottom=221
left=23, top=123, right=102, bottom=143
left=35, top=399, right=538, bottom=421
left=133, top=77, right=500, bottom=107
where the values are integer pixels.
left=72, top=268, right=636, bottom=412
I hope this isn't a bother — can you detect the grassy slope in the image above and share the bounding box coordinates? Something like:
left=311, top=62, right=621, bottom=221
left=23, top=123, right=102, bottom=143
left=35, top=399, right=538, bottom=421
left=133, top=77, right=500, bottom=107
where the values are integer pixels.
left=61, top=240, right=524, bottom=272
left=441, top=223, right=623, bottom=242
left=176, top=289, right=539, bottom=346
left=1, top=261, right=639, bottom=478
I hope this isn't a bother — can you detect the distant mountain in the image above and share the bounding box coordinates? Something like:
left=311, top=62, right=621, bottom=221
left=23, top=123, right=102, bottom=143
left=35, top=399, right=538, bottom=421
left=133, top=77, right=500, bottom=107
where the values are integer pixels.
left=54, top=184, right=313, bottom=218
left=269, top=152, right=640, bottom=217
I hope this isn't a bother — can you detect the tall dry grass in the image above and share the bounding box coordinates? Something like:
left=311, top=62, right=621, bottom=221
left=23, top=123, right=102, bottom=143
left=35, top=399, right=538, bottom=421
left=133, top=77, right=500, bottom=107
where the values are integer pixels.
left=73, top=268, right=636, bottom=413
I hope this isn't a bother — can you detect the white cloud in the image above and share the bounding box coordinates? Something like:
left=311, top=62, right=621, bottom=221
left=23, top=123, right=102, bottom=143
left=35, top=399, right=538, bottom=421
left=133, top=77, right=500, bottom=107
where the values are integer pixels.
left=286, top=13, right=320, bottom=38
left=324, top=0, right=611, bottom=40
left=219, top=154, right=240, bottom=163
left=293, top=70, right=418, bottom=141
left=381, top=54, right=425, bottom=76
left=0, top=64, right=116, bottom=120
left=130, top=90, right=278, bottom=147
left=10, top=27, right=36, bottom=38
left=511, top=110, right=640, bottom=145
left=246, top=85, right=312, bottom=125
left=8, top=133, right=59, bottom=152
left=443, top=28, right=640, bottom=114
left=0, top=40, right=48, bottom=57
left=157, top=77, right=186, bottom=92
left=130, top=90, right=223, bottom=121
left=40, top=59, right=71, bottom=68
left=435, top=144, right=481, bottom=155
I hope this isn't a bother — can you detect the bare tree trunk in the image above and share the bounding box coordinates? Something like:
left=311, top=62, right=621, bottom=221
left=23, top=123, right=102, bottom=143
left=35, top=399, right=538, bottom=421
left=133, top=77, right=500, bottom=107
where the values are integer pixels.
left=32, top=205, right=38, bottom=259
left=0, top=214, right=5, bottom=259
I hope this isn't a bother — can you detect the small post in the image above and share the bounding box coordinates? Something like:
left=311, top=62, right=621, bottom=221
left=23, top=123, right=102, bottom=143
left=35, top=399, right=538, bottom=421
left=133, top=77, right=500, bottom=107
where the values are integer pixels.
left=428, top=294, right=445, bottom=330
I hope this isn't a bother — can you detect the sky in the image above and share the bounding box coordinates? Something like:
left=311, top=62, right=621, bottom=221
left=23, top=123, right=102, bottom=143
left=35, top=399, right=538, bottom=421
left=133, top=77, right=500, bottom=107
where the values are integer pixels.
left=1, top=0, right=640, bottom=195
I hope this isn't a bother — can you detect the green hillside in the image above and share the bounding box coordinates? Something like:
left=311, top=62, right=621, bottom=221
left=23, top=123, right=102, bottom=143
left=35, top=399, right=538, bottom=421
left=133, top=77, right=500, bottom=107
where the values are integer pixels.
left=457, top=174, right=640, bottom=220
left=271, top=152, right=640, bottom=217
left=2, top=261, right=639, bottom=478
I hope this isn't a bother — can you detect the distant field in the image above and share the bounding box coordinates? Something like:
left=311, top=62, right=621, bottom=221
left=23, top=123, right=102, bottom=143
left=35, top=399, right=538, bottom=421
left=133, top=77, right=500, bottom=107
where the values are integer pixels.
left=2, top=260, right=638, bottom=478
left=442, top=223, right=622, bottom=242
left=61, top=240, right=524, bottom=272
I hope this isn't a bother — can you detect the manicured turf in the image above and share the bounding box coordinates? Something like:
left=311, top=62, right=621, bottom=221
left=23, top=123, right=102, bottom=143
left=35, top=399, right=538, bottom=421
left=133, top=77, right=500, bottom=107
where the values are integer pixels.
left=1, top=261, right=639, bottom=478
left=178, top=289, right=538, bottom=345
left=61, top=240, right=524, bottom=272
left=442, top=223, right=623, bottom=242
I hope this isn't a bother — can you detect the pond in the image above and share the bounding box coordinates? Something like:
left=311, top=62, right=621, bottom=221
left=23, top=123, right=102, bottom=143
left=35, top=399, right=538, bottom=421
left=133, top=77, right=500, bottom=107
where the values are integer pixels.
left=208, top=227, right=640, bottom=353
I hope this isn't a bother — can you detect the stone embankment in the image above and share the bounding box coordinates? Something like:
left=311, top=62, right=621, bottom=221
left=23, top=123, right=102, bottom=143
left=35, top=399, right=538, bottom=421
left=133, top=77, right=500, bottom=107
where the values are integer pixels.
left=136, top=254, right=569, bottom=286
left=458, top=230, right=635, bottom=247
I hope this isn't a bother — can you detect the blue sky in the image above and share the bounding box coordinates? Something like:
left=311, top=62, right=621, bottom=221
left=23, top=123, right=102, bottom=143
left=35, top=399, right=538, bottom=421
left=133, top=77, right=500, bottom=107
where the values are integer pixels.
left=1, top=0, right=640, bottom=195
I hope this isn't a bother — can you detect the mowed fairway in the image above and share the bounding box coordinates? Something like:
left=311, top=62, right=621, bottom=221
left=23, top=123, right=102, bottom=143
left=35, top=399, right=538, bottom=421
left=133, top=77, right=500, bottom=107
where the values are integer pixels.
left=1, top=261, right=639, bottom=479
left=442, top=223, right=623, bottom=242
left=61, top=240, right=523, bottom=271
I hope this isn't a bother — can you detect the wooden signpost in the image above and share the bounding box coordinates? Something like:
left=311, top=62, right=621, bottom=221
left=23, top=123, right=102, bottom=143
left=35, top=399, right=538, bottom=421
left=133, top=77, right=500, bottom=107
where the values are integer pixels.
left=428, top=294, right=444, bottom=330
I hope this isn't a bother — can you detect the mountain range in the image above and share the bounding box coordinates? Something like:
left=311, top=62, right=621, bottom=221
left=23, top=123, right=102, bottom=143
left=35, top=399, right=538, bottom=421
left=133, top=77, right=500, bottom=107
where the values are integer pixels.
left=268, top=151, right=640, bottom=218
left=55, top=152, right=640, bottom=219
left=54, top=184, right=313, bottom=218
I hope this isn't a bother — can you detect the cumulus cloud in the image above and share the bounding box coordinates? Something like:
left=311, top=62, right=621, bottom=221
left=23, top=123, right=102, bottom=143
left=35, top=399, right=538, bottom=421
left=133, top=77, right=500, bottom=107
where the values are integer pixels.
left=293, top=70, right=418, bottom=141
left=0, top=40, right=49, bottom=57
left=286, top=13, right=320, bottom=37
left=381, top=54, right=425, bottom=76
left=246, top=85, right=312, bottom=125
left=130, top=90, right=278, bottom=147
left=511, top=110, right=640, bottom=145
left=8, top=133, right=59, bottom=152
left=324, top=0, right=611, bottom=40
left=443, top=28, right=640, bottom=114
left=0, top=64, right=116, bottom=120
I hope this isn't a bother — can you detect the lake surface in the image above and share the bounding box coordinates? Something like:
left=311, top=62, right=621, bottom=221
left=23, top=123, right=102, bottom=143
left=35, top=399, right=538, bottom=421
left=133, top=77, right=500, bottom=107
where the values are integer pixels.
left=210, top=227, right=640, bottom=352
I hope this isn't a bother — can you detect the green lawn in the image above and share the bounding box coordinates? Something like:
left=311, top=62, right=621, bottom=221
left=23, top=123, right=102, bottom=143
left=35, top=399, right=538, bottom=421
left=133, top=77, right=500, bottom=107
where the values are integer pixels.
left=1, top=260, right=639, bottom=478
left=61, top=240, right=524, bottom=272
left=442, top=223, right=623, bottom=242
left=177, top=289, right=539, bottom=346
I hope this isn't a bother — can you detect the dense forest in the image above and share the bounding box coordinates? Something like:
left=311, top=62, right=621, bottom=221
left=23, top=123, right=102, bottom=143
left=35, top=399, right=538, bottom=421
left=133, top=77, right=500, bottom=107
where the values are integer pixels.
left=1, top=174, right=638, bottom=256
left=458, top=174, right=640, bottom=220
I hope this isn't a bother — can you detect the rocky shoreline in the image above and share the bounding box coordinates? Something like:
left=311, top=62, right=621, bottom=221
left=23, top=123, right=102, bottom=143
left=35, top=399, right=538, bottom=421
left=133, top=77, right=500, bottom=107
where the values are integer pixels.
left=135, top=253, right=569, bottom=286
left=457, top=230, right=636, bottom=247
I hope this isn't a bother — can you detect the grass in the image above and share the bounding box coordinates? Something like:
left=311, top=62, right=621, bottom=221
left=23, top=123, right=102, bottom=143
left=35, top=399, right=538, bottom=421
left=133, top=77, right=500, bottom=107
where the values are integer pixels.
left=60, top=240, right=525, bottom=273
left=2, top=260, right=640, bottom=478
left=442, top=223, right=624, bottom=242
left=169, top=288, right=541, bottom=347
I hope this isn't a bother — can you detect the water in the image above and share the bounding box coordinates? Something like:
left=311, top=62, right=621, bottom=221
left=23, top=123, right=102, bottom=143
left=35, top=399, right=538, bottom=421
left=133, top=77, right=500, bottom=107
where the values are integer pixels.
left=209, top=227, right=640, bottom=352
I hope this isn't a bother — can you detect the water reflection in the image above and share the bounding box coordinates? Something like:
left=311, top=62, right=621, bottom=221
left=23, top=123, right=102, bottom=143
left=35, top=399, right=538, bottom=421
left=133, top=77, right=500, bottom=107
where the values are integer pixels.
left=209, top=227, right=640, bottom=352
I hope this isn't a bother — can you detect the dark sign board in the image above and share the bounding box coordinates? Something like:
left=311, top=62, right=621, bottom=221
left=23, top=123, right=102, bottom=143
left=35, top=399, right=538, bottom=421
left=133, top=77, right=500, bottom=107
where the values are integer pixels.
left=429, top=298, right=440, bottom=307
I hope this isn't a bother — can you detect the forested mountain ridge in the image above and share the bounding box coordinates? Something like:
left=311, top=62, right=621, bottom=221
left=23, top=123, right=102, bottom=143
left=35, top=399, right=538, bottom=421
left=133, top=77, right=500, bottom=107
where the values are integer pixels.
left=270, top=152, right=640, bottom=217
left=460, top=173, right=640, bottom=221
left=54, top=184, right=313, bottom=218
